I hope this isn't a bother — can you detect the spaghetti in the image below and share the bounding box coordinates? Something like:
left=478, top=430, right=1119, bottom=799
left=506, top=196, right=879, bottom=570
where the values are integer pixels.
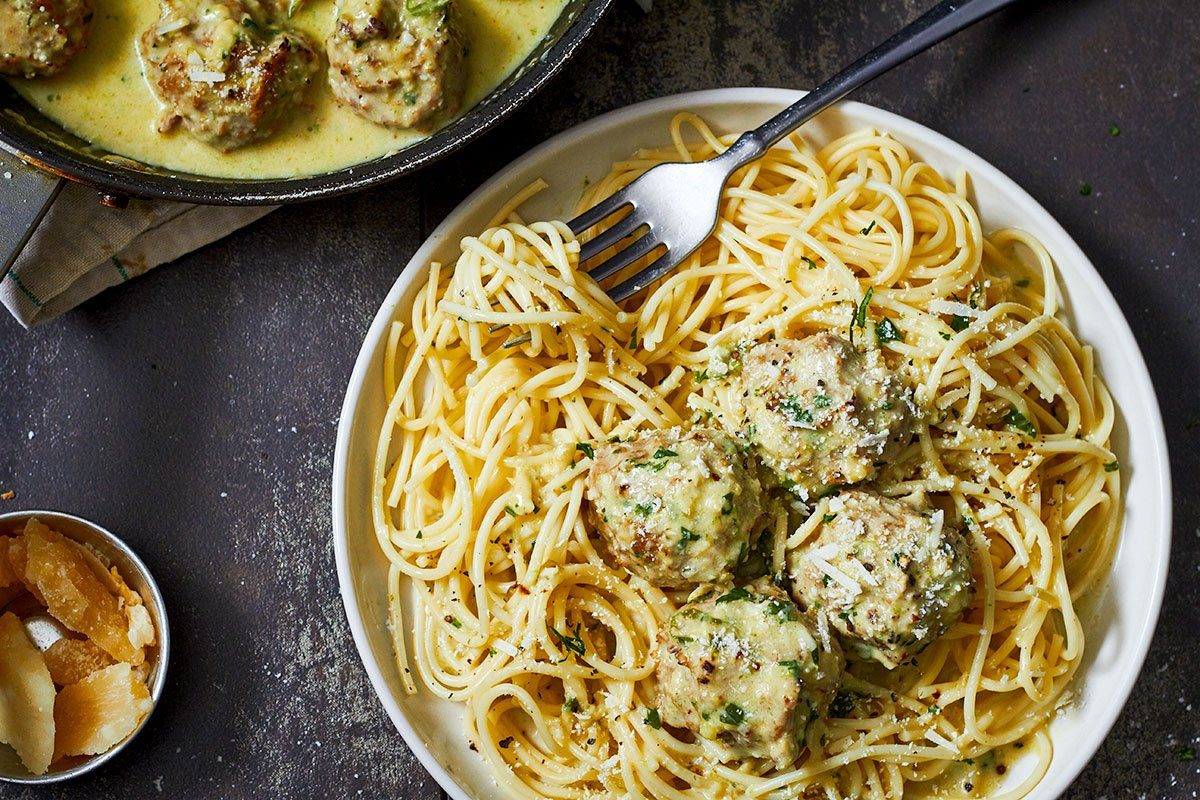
left=370, top=114, right=1122, bottom=799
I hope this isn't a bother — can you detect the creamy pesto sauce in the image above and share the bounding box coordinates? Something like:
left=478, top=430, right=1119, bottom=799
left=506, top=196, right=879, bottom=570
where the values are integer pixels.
left=5, top=0, right=566, bottom=178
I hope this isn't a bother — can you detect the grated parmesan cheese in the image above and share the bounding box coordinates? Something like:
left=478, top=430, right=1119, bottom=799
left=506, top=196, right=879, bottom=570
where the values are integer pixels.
left=186, top=50, right=225, bottom=83
left=929, top=509, right=945, bottom=541
left=929, top=299, right=983, bottom=319
left=845, top=557, right=880, bottom=588
left=815, top=610, right=832, bottom=652
left=155, top=17, right=188, bottom=35
left=809, top=554, right=862, bottom=596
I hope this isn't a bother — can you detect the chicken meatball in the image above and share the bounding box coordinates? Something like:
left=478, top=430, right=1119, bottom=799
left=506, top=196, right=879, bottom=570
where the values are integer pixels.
left=325, top=0, right=464, bottom=128
left=656, top=577, right=843, bottom=766
left=139, top=0, right=319, bottom=151
left=787, top=491, right=973, bottom=668
left=731, top=332, right=912, bottom=498
left=585, top=427, right=765, bottom=589
left=0, top=0, right=91, bottom=77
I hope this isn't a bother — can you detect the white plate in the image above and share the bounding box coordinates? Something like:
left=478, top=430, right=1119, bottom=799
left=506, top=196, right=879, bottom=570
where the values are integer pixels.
left=332, top=88, right=1172, bottom=800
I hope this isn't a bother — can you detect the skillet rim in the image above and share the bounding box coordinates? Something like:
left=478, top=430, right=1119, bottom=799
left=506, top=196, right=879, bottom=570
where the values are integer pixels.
left=0, top=0, right=613, bottom=205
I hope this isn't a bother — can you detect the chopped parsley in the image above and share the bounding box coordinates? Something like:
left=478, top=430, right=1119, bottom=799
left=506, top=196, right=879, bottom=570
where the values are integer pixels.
left=548, top=623, right=586, bottom=656
left=860, top=220, right=876, bottom=235
left=448, top=617, right=462, bottom=629
left=780, top=395, right=814, bottom=426
left=503, top=505, right=518, bottom=517
left=829, top=689, right=866, bottom=717
left=721, top=492, right=735, bottom=515
left=715, top=587, right=750, bottom=604
left=813, top=394, right=831, bottom=409
left=1109, top=123, right=1120, bottom=137
left=1004, top=406, right=1038, bottom=437
left=949, top=314, right=971, bottom=332
left=778, top=659, right=805, bottom=680
left=644, top=708, right=661, bottom=729
left=718, top=702, right=745, bottom=726
left=823, top=513, right=838, bottom=523
left=633, top=502, right=656, bottom=517
left=632, top=447, right=676, bottom=472
left=968, top=284, right=984, bottom=308
left=853, top=287, right=874, bottom=330
left=875, top=317, right=903, bottom=344
left=562, top=697, right=580, bottom=713
left=801, top=256, right=817, bottom=270
left=1015, top=277, right=1030, bottom=287
left=764, top=598, right=798, bottom=622
left=1079, top=182, right=1092, bottom=196
left=693, top=368, right=710, bottom=383
left=678, top=527, right=700, bottom=551
left=1177, top=745, right=1196, bottom=762
left=1103, top=460, right=1120, bottom=472
left=405, top=0, right=449, bottom=14
left=628, top=328, right=640, bottom=349
left=575, top=442, right=594, bottom=459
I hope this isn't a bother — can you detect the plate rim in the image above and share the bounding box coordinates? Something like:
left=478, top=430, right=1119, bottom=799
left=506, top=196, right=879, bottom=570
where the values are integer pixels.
left=332, top=87, right=1173, bottom=800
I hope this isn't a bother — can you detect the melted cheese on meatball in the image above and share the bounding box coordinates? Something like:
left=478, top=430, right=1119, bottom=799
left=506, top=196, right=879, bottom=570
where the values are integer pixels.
left=585, top=427, right=767, bottom=589
left=732, top=333, right=913, bottom=498
left=655, top=577, right=843, bottom=766
left=787, top=491, right=974, bottom=668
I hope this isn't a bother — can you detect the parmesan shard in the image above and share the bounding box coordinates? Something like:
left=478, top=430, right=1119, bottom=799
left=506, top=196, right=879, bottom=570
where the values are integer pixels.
left=0, top=612, right=56, bottom=775
left=53, top=662, right=152, bottom=760
left=493, top=639, right=519, bottom=658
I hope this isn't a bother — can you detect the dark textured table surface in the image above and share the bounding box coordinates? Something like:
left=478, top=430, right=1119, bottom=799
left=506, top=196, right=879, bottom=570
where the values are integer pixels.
left=2, top=0, right=1197, bottom=797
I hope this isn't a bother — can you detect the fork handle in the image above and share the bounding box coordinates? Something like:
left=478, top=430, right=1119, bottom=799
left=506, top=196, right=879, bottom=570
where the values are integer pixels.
left=720, top=0, right=1019, bottom=166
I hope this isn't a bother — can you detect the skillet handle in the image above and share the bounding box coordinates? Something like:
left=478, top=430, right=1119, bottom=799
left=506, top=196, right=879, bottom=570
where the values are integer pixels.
left=0, top=146, right=65, bottom=276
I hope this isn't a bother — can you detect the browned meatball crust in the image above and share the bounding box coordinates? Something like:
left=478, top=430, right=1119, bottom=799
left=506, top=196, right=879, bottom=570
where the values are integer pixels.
left=0, top=0, right=91, bottom=78
left=139, top=0, right=319, bottom=151
left=325, top=0, right=465, bottom=128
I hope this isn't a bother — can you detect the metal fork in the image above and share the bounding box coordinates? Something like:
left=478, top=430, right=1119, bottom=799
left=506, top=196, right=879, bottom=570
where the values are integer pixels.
left=568, top=0, right=1017, bottom=302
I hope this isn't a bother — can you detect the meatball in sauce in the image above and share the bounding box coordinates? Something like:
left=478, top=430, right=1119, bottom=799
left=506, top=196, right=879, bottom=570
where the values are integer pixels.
left=655, top=577, right=843, bottom=766
left=139, top=0, right=319, bottom=150
left=787, top=490, right=973, bottom=668
left=0, top=0, right=91, bottom=77
left=732, top=332, right=912, bottom=498
left=325, top=0, right=464, bottom=129
left=585, top=427, right=766, bottom=590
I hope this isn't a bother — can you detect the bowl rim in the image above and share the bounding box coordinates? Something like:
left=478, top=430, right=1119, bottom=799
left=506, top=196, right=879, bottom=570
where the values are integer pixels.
left=331, top=87, right=1173, bottom=800
left=0, top=508, right=171, bottom=784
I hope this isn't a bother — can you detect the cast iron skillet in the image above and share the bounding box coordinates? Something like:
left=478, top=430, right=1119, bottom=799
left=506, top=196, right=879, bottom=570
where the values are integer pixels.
left=0, top=0, right=612, bottom=268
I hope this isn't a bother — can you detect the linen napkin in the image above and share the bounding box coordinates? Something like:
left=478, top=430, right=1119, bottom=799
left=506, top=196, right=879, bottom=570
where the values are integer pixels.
left=2, top=180, right=274, bottom=328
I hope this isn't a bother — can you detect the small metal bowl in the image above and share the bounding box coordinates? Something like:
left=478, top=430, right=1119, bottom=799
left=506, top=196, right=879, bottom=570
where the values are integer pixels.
left=0, top=510, right=169, bottom=784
